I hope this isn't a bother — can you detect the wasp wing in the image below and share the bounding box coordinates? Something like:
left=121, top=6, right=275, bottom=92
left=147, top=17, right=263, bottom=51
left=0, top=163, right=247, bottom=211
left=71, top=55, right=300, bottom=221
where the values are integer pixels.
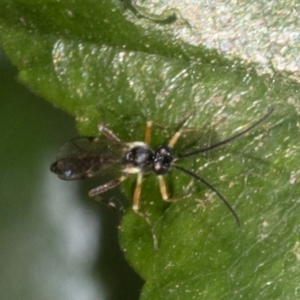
left=50, top=137, right=125, bottom=180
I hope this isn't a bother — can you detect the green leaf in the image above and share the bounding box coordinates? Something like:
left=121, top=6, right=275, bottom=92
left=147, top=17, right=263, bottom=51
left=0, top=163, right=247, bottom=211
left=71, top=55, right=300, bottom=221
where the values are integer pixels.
left=1, top=1, right=300, bottom=299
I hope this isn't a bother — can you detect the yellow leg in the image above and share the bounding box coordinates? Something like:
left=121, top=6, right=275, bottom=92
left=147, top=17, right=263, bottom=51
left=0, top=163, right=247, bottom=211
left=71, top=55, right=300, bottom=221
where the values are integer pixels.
left=144, top=120, right=168, bottom=144
left=167, top=113, right=226, bottom=149
left=158, top=175, right=185, bottom=202
left=158, top=175, right=168, bottom=201
left=168, top=130, right=182, bottom=148
left=132, top=173, right=159, bottom=250
left=133, top=173, right=143, bottom=211
left=168, top=128, right=199, bottom=148
left=144, top=121, right=153, bottom=144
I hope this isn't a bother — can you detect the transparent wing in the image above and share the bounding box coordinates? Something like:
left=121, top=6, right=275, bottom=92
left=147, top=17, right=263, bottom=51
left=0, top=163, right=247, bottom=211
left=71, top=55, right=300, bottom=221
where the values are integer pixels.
left=50, top=137, right=124, bottom=180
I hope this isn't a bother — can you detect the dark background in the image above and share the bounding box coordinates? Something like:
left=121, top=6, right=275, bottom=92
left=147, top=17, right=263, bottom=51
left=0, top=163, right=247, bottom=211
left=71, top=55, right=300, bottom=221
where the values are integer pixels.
left=0, top=49, right=143, bottom=300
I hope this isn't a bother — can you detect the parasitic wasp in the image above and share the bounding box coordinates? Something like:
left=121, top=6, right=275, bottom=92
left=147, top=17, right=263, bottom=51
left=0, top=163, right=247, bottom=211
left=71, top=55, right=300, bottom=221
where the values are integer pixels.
left=51, top=108, right=273, bottom=249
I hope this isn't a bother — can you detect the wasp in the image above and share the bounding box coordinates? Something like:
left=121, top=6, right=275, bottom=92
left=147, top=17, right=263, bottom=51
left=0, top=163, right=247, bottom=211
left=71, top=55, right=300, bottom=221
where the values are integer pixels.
left=51, top=108, right=273, bottom=248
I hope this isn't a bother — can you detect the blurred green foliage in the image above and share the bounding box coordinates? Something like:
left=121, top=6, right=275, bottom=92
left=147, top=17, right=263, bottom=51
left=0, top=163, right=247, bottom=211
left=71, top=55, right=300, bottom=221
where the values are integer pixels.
left=1, top=1, right=300, bottom=299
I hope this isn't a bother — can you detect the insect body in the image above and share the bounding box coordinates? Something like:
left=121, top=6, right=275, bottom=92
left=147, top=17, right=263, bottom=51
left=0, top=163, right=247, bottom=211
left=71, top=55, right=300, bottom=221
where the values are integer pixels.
left=51, top=109, right=273, bottom=248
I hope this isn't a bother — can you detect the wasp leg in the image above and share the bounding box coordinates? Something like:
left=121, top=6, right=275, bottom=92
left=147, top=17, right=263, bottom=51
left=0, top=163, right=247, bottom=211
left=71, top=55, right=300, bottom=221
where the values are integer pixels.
left=168, top=127, right=201, bottom=148
left=158, top=175, right=186, bottom=202
left=144, top=120, right=167, bottom=144
left=158, top=175, right=169, bottom=201
left=88, top=174, right=130, bottom=198
left=168, top=113, right=228, bottom=149
left=145, top=113, right=194, bottom=146
left=167, top=112, right=200, bottom=148
left=144, top=121, right=153, bottom=144
left=98, top=124, right=124, bottom=145
left=132, top=173, right=143, bottom=210
left=132, top=173, right=159, bottom=250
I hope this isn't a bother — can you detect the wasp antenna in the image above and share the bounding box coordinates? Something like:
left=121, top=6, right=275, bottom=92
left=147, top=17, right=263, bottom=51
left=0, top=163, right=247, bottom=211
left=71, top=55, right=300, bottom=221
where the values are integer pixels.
left=174, top=165, right=241, bottom=227
left=177, top=107, right=274, bottom=159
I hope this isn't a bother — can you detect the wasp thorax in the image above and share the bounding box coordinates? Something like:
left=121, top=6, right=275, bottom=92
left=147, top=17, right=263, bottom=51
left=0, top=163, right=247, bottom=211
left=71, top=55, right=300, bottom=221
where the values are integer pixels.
left=123, top=145, right=154, bottom=173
